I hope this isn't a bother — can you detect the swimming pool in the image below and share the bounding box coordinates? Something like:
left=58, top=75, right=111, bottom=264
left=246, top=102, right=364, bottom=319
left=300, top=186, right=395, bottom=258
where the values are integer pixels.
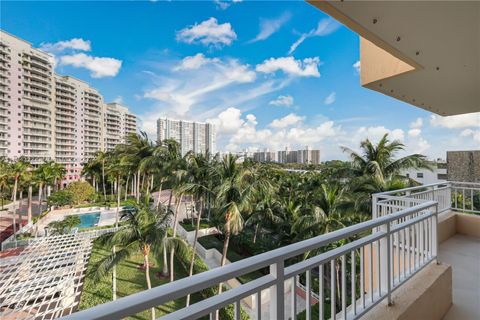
left=76, top=212, right=101, bottom=229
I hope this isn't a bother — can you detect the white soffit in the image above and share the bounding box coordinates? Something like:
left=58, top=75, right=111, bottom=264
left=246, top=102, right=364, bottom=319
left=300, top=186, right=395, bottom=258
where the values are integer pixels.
left=310, top=1, right=480, bottom=116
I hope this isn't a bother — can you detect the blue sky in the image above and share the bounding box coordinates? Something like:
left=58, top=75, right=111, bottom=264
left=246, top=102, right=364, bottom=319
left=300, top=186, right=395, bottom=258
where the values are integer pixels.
left=2, top=1, right=479, bottom=160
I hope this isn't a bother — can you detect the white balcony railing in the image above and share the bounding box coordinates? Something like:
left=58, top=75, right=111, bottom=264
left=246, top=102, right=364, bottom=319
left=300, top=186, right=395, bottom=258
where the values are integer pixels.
left=64, top=200, right=439, bottom=320
left=373, top=181, right=480, bottom=218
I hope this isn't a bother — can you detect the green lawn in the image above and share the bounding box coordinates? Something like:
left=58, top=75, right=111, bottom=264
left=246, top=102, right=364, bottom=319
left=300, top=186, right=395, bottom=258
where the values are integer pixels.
left=79, top=240, right=204, bottom=320
left=179, top=219, right=212, bottom=232
left=198, top=235, right=264, bottom=284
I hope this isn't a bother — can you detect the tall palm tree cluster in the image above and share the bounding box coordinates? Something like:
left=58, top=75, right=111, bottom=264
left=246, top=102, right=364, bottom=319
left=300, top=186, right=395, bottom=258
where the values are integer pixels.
left=0, top=158, right=65, bottom=239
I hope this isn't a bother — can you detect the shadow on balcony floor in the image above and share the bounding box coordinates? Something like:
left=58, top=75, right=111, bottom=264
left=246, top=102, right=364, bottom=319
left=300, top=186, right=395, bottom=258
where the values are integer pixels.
left=439, top=234, right=480, bottom=320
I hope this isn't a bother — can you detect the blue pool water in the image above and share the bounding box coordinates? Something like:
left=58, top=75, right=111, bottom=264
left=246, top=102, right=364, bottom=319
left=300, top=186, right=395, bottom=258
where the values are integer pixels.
left=77, top=212, right=101, bottom=229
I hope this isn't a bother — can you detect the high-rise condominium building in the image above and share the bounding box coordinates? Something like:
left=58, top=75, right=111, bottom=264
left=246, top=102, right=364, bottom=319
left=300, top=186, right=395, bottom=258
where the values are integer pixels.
left=104, top=103, right=137, bottom=151
left=157, top=118, right=215, bottom=156
left=277, top=146, right=321, bottom=165
left=0, top=30, right=137, bottom=183
left=253, top=149, right=276, bottom=162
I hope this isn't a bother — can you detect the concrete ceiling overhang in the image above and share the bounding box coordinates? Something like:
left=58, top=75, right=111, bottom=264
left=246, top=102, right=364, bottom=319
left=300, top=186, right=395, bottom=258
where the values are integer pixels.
left=308, top=1, right=480, bottom=116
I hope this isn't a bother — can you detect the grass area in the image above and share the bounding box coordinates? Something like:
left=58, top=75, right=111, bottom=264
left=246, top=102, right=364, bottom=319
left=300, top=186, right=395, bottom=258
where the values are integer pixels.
left=179, top=219, right=212, bottom=232
left=79, top=240, right=204, bottom=320
left=198, top=234, right=264, bottom=284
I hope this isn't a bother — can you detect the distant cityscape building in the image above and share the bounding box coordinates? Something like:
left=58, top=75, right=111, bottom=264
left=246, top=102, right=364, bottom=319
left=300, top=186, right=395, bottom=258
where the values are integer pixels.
left=277, top=146, right=321, bottom=165
left=157, top=118, right=216, bottom=156
left=0, top=30, right=137, bottom=184
left=253, top=149, right=276, bottom=162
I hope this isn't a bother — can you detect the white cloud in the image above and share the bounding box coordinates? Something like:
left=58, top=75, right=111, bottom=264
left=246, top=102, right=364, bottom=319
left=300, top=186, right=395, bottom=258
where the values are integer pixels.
left=460, top=128, right=480, bottom=143
left=143, top=57, right=257, bottom=116
left=113, top=96, right=124, bottom=104
left=408, top=128, right=421, bottom=137
left=324, top=92, right=336, bottom=105
left=289, top=18, right=341, bottom=54
left=410, top=117, right=423, bottom=129
left=174, top=53, right=219, bottom=71
left=206, top=107, right=244, bottom=134
left=269, top=95, right=294, bottom=107
left=356, top=126, right=405, bottom=143
left=430, top=112, right=480, bottom=129
left=256, top=56, right=320, bottom=77
left=269, top=113, right=304, bottom=128
left=353, top=60, right=361, bottom=74
left=40, top=38, right=91, bottom=53
left=250, top=12, right=291, bottom=43
left=214, top=0, right=242, bottom=10
left=213, top=108, right=343, bottom=155
left=59, top=53, right=122, bottom=78
left=176, top=17, right=237, bottom=48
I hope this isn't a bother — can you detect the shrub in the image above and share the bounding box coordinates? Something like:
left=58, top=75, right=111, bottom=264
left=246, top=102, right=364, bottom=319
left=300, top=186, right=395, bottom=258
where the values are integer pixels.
left=66, top=181, right=95, bottom=204
left=47, top=215, right=81, bottom=235
left=47, top=190, right=74, bottom=207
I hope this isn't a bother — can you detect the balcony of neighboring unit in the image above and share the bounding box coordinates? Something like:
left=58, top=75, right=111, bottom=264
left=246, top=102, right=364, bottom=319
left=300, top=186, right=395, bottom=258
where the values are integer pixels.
left=23, top=129, right=50, bottom=137
left=23, top=115, right=51, bottom=125
left=25, top=85, right=50, bottom=97
left=29, top=54, right=51, bottom=66
left=25, top=71, right=50, bottom=84
left=23, top=122, right=51, bottom=130
left=23, top=106, right=51, bottom=116
left=55, top=115, right=76, bottom=122
left=23, top=137, right=51, bottom=144
left=0, top=46, right=10, bottom=55
left=0, top=53, right=10, bottom=63
left=23, top=92, right=51, bottom=104
left=23, top=144, right=50, bottom=151
left=0, top=62, right=9, bottom=71
left=23, top=64, right=52, bottom=78
left=55, top=109, right=75, bottom=117
left=0, top=140, right=9, bottom=148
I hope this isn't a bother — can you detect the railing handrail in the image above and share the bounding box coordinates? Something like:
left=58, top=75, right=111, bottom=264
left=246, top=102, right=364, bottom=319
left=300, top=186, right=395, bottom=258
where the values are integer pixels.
left=62, top=200, right=437, bottom=320
left=374, top=181, right=451, bottom=196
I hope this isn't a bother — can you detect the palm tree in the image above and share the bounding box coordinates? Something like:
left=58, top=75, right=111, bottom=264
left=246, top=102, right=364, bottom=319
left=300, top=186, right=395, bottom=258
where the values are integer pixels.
left=0, top=159, right=10, bottom=211
left=119, top=132, right=153, bottom=203
left=49, top=161, right=66, bottom=193
left=341, top=133, right=432, bottom=182
left=95, top=205, right=187, bottom=320
left=246, top=191, right=282, bottom=244
left=95, top=151, right=109, bottom=203
left=9, top=158, right=30, bottom=234
left=180, top=153, right=213, bottom=306
left=212, top=155, right=264, bottom=295
left=34, top=162, right=54, bottom=214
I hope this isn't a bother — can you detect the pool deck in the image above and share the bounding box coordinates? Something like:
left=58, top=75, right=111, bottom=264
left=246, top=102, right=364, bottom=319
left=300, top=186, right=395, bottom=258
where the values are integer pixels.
left=34, top=207, right=118, bottom=236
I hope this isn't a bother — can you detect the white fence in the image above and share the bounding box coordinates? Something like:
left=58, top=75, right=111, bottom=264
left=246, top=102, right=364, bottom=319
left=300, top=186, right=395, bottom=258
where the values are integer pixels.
left=63, top=200, right=439, bottom=320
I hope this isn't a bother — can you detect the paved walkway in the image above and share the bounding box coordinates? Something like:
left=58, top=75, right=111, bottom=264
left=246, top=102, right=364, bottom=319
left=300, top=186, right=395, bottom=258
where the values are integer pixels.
left=440, top=235, right=480, bottom=320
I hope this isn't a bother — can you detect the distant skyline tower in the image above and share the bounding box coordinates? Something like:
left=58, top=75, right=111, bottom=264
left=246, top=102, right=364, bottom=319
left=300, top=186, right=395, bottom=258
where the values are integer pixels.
left=157, top=118, right=216, bottom=156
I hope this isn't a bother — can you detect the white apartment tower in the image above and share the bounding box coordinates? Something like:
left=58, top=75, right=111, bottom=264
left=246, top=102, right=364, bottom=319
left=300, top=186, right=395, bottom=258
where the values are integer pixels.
left=105, top=102, right=137, bottom=151
left=0, top=30, right=137, bottom=183
left=157, top=118, right=215, bottom=156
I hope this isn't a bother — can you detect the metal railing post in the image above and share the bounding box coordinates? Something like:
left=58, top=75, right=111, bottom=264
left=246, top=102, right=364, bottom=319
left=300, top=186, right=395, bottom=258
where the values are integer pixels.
left=386, top=222, right=393, bottom=305
left=270, top=260, right=285, bottom=320
left=379, top=220, right=390, bottom=305
left=433, top=204, right=439, bottom=264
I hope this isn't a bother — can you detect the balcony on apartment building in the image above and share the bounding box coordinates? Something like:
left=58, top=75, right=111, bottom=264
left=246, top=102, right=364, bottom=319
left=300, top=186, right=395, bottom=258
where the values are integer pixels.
left=62, top=2, right=480, bottom=320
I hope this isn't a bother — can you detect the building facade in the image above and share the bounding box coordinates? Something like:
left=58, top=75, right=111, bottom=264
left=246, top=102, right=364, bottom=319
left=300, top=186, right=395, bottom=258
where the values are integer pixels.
left=157, top=118, right=215, bottom=156
left=253, top=149, right=276, bottom=163
left=0, top=30, right=137, bottom=183
left=402, top=160, right=447, bottom=185
left=104, top=103, right=137, bottom=151
left=447, top=150, right=480, bottom=183
left=277, top=146, right=321, bottom=165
